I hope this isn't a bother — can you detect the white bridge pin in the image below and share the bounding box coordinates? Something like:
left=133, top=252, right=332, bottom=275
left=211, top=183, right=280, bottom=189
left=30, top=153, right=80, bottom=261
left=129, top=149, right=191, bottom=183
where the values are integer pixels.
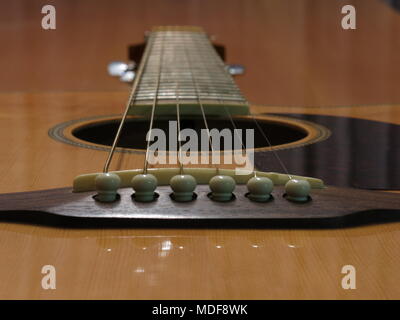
left=94, top=172, right=121, bottom=202
left=209, top=175, right=236, bottom=202
left=246, top=176, right=273, bottom=202
left=285, top=179, right=311, bottom=202
left=170, top=174, right=197, bottom=202
left=131, top=174, right=158, bottom=202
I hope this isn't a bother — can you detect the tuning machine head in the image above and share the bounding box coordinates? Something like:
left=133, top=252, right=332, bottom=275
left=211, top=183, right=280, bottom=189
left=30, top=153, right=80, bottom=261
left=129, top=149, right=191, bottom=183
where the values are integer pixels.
left=107, top=61, right=136, bottom=83
left=226, top=64, right=245, bottom=76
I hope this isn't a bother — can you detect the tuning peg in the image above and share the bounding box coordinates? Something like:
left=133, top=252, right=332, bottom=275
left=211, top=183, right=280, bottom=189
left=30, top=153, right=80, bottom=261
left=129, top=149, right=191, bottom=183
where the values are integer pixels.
left=119, top=70, right=136, bottom=83
left=226, top=64, right=245, bottom=76
left=107, top=61, right=136, bottom=77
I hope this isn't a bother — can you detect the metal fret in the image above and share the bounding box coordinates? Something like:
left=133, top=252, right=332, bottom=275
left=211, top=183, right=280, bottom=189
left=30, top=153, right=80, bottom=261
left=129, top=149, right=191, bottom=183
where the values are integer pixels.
left=130, top=28, right=248, bottom=112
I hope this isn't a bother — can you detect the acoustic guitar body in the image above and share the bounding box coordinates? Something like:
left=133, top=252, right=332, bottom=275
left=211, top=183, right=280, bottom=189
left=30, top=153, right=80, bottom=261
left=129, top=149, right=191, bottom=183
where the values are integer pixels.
left=1, top=1, right=400, bottom=299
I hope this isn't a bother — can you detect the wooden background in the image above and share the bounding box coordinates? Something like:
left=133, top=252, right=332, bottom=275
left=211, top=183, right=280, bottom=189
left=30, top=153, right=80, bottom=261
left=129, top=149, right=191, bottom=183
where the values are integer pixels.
left=1, top=0, right=400, bottom=106
left=0, top=0, right=400, bottom=299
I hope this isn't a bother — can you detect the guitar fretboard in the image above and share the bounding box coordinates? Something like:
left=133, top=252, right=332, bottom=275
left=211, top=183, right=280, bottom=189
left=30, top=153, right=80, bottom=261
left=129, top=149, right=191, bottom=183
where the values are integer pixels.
left=129, top=26, right=248, bottom=116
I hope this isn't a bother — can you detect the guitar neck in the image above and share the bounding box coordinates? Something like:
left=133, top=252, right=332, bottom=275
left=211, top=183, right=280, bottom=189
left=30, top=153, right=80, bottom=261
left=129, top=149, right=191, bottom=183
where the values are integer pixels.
left=128, top=26, right=249, bottom=116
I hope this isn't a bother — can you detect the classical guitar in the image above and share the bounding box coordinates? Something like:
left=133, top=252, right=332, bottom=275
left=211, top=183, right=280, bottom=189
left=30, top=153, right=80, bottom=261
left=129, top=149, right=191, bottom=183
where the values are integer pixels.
left=1, top=21, right=400, bottom=299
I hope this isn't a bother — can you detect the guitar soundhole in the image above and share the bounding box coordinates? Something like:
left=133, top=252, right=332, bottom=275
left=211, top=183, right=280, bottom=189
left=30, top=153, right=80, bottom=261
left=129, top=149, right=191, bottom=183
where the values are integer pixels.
left=71, top=117, right=308, bottom=151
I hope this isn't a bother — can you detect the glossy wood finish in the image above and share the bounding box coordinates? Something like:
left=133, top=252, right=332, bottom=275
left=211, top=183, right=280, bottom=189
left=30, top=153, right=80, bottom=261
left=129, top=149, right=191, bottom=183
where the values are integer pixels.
left=2, top=97, right=400, bottom=299
left=1, top=0, right=400, bottom=299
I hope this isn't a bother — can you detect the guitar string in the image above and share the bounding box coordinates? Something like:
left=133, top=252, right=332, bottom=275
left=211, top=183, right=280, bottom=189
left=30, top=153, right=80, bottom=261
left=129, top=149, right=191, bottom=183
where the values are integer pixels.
left=250, top=116, right=292, bottom=179
left=182, top=38, right=219, bottom=174
left=172, top=35, right=187, bottom=175
left=114, top=31, right=290, bottom=179
left=143, top=31, right=166, bottom=174
left=175, top=81, right=184, bottom=174
left=222, top=106, right=254, bottom=175
left=102, top=33, right=156, bottom=173
left=192, top=35, right=251, bottom=175
left=204, top=38, right=293, bottom=180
